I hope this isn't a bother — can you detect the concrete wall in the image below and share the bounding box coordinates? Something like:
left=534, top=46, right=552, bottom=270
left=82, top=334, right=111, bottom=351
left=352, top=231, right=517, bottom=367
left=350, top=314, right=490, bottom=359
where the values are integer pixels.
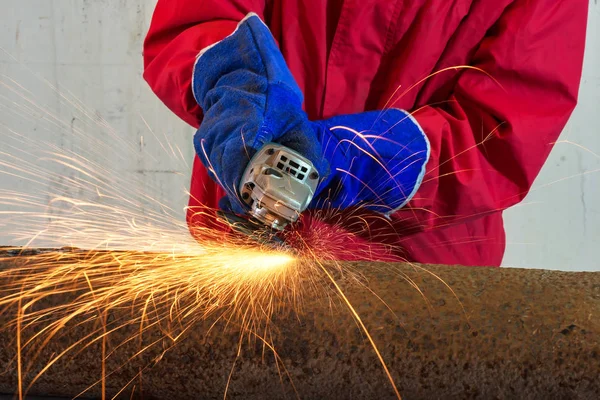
left=0, top=1, right=598, bottom=270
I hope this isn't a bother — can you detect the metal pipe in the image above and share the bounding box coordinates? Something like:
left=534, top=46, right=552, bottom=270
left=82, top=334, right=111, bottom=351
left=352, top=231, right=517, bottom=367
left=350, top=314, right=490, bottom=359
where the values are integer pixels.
left=1, top=250, right=599, bottom=399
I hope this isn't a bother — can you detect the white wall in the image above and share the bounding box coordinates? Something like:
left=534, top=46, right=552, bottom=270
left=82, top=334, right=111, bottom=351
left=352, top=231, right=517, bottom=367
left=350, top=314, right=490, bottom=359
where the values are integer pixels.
left=0, top=1, right=598, bottom=270
left=0, top=1, right=195, bottom=250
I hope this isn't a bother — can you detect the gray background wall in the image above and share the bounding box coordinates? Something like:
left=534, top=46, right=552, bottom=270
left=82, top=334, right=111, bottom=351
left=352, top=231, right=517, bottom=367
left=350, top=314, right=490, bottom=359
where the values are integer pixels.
left=0, top=1, right=598, bottom=270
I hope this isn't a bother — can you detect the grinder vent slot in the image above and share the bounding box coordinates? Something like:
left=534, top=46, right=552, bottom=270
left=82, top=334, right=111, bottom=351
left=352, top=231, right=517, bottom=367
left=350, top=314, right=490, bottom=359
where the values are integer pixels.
left=276, top=154, right=309, bottom=182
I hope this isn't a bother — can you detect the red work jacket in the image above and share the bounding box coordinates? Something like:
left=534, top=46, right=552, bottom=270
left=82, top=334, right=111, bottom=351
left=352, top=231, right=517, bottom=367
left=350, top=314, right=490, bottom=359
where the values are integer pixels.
left=143, top=0, right=587, bottom=266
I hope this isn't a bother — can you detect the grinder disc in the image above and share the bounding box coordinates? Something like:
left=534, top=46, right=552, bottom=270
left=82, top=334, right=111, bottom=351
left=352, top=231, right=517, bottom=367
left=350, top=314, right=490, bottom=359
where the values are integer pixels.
left=216, top=210, right=288, bottom=250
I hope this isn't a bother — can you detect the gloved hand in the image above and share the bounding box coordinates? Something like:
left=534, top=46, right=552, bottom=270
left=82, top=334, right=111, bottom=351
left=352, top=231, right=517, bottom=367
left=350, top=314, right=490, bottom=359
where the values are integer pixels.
left=192, top=13, right=430, bottom=218
left=191, top=13, right=328, bottom=215
left=310, top=109, right=430, bottom=216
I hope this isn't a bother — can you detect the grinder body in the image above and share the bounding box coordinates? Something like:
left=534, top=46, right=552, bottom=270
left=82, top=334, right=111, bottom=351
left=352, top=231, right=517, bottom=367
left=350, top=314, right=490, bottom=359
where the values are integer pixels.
left=238, top=143, right=320, bottom=231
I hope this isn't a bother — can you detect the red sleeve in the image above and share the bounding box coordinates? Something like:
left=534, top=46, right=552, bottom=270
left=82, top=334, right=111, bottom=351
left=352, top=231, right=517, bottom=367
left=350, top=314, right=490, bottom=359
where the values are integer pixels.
left=143, top=0, right=266, bottom=128
left=396, top=0, right=588, bottom=234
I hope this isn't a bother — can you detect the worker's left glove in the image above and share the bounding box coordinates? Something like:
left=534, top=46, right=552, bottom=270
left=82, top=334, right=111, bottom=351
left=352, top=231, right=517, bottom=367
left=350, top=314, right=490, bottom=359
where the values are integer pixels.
left=191, top=13, right=328, bottom=215
left=309, top=109, right=430, bottom=216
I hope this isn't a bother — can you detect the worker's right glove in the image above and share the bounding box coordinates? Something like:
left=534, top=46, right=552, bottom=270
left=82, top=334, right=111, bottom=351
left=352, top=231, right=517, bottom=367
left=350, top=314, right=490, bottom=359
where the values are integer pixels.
left=309, top=109, right=430, bottom=217
left=191, top=13, right=329, bottom=216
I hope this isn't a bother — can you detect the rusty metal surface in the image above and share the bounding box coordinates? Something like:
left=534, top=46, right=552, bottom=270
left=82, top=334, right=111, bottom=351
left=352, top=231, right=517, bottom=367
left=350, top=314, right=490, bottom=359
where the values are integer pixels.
left=0, top=251, right=599, bottom=399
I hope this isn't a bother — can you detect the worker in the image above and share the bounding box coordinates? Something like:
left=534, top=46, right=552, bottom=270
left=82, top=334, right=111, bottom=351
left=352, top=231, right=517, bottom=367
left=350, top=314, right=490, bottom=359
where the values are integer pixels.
left=143, top=1, right=588, bottom=266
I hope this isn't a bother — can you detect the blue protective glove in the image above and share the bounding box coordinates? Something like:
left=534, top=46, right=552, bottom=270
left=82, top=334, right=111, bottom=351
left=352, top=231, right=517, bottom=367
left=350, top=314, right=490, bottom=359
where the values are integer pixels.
left=192, top=13, right=430, bottom=217
left=311, top=110, right=430, bottom=216
left=191, top=13, right=328, bottom=215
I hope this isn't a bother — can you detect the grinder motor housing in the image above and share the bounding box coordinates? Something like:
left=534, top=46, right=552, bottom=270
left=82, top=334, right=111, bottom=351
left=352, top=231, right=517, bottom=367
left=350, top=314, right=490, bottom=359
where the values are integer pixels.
left=239, top=143, right=320, bottom=230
